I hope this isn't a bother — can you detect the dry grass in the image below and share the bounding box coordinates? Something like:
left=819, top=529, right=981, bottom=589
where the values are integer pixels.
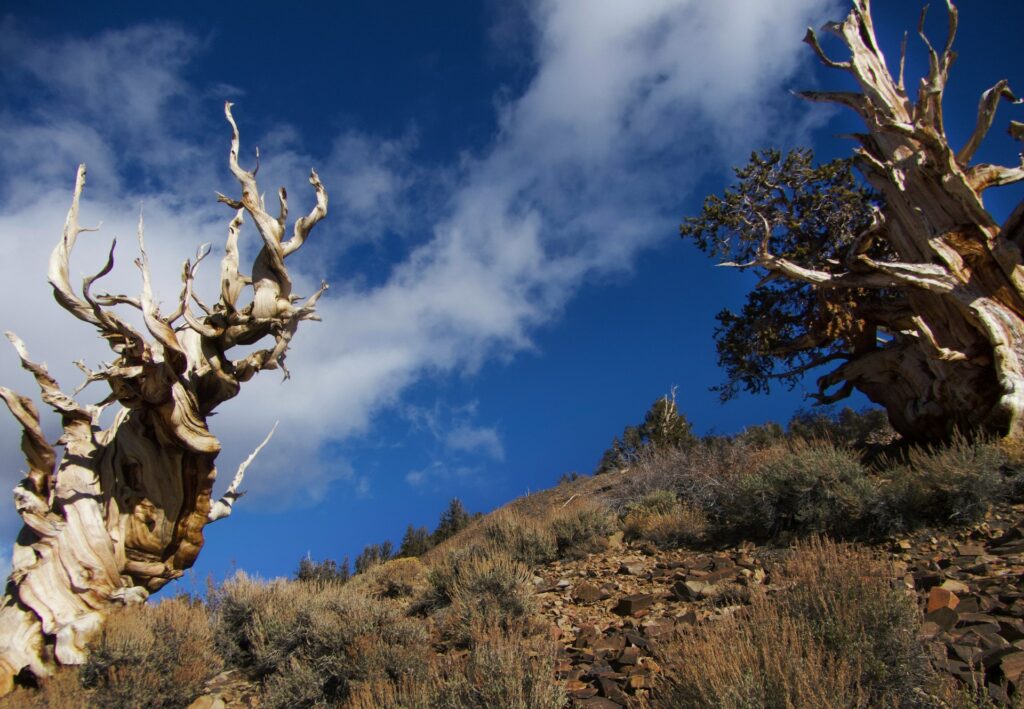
left=878, top=436, right=1005, bottom=528
left=345, top=556, right=427, bottom=601
left=347, top=628, right=566, bottom=709
left=0, top=668, right=89, bottom=709
left=419, top=546, right=539, bottom=648
left=547, top=501, right=616, bottom=558
left=622, top=490, right=707, bottom=546
left=210, top=572, right=431, bottom=708
left=723, top=440, right=874, bottom=538
left=653, top=537, right=936, bottom=708
left=80, top=596, right=222, bottom=709
left=479, top=509, right=557, bottom=566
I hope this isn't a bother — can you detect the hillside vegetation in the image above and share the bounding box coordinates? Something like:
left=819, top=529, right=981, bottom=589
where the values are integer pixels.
left=6, top=405, right=1024, bottom=707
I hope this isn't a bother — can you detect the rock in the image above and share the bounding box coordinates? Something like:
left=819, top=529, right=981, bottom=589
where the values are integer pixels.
left=1001, top=651, right=1024, bottom=685
left=940, top=579, right=970, bottom=595
left=597, top=677, right=629, bottom=705
left=574, top=582, right=611, bottom=604
left=619, top=560, right=645, bottom=576
left=956, top=543, right=986, bottom=557
left=187, top=698, right=226, bottom=709
left=927, top=587, right=960, bottom=613
left=578, top=698, right=623, bottom=709
left=616, top=646, right=641, bottom=666
left=925, top=607, right=959, bottom=632
left=594, top=634, right=626, bottom=656
left=674, top=579, right=707, bottom=601
left=614, top=594, right=654, bottom=616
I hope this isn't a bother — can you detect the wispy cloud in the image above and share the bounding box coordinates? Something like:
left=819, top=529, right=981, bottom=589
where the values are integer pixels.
left=0, top=0, right=839, bottom=535
left=445, top=425, right=505, bottom=462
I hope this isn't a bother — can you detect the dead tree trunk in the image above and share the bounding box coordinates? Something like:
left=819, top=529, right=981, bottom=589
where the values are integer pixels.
left=749, top=0, right=1024, bottom=440
left=0, top=103, right=328, bottom=691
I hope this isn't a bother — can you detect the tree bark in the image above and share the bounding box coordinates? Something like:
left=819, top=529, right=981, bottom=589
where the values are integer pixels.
left=0, top=103, right=328, bottom=691
left=753, top=0, right=1024, bottom=441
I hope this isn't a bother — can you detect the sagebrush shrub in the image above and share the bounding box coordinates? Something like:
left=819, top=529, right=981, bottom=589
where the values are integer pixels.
left=653, top=538, right=936, bottom=708
left=548, top=503, right=616, bottom=558
left=723, top=440, right=874, bottom=538
left=622, top=500, right=707, bottom=546
left=347, top=629, right=566, bottom=709
left=0, top=667, right=89, bottom=709
left=210, top=573, right=431, bottom=708
left=877, top=437, right=1004, bottom=528
left=346, top=556, right=427, bottom=600
left=81, top=597, right=222, bottom=709
left=479, top=510, right=558, bottom=567
left=420, top=547, right=538, bottom=648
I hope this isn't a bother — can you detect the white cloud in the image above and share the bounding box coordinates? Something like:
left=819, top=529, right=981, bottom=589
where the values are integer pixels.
left=0, top=0, right=840, bottom=539
left=446, top=425, right=505, bottom=461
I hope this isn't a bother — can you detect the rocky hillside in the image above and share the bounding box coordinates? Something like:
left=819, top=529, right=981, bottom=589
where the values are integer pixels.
left=6, top=432, right=1024, bottom=708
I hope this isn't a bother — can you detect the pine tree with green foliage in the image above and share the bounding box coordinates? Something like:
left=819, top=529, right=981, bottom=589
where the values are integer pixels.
left=397, top=524, right=432, bottom=558
left=354, top=541, right=393, bottom=574
left=432, top=498, right=471, bottom=544
left=596, top=389, right=698, bottom=474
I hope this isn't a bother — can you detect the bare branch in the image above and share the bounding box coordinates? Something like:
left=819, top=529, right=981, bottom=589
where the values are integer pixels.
left=134, top=212, right=184, bottom=367
left=0, top=387, right=55, bottom=502
left=966, top=162, right=1024, bottom=192
left=207, top=422, right=277, bottom=523
left=803, top=27, right=850, bottom=70
left=957, top=81, right=1021, bottom=166
left=4, top=333, right=88, bottom=420
left=282, top=170, right=328, bottom=257
left=219, top=209, right=248, bottom=311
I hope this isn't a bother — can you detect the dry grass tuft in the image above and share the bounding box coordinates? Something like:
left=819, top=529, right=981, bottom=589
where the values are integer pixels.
left=347, top=628, right=566, bottom=709
left=0, top=667, right=89, bottom=709
left=80, top=596, right=222, bottom=709
left=210, top=572, right=431, bottom=708
left=622, top=489, right=707, bottom=546
left=653, top=537, right=936, bottom=708
left=479, top=509, right=558, bottom=566
left=346, top=556, right=427, bottom=601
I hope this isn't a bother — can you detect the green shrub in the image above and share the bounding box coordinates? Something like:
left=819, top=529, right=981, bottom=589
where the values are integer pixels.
left=623, top=489, right=678, bottom=516
left=622, top=498, right=707, bottom=546
left=548, top=504, right=616, bottom=558
left=878, top=437, right=1004, bottom=528
left=777, top=538, right=931, bottom=705
left=347, top=630, right=566, bottom=709
left=210, top=573, right=431, bottom=707
left=479, top=510, right=557, bottom=566
left=724, top=441, right=874, bottom=538
left=653, top=538, right=936, bottom=708
left=421, top=547, right=537, bottom=648
left=346, top=557, right=427, bottom=601
left=81, top=597, right=222, bottom=709
left=294, top=555, right=350, bottom=584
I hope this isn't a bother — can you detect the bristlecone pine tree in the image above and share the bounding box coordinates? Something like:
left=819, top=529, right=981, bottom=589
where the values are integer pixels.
left=684, top=0, right=1024, bottom=442
left=0, top=103, right=328, bottom=691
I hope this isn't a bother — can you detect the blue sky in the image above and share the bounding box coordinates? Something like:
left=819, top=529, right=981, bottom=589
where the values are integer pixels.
left=0, top=1, right=1022, bottom=590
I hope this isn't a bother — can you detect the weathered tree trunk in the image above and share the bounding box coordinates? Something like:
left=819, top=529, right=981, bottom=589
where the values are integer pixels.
left=755, top=0, right=1024, bottom=441
left=0, top=103, right=328, bottom=691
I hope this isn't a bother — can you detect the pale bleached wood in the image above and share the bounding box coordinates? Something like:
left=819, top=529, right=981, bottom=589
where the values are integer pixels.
left=721, top=0, right=1024, bottom=441
left=0, top=104, right=328, bottom=690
